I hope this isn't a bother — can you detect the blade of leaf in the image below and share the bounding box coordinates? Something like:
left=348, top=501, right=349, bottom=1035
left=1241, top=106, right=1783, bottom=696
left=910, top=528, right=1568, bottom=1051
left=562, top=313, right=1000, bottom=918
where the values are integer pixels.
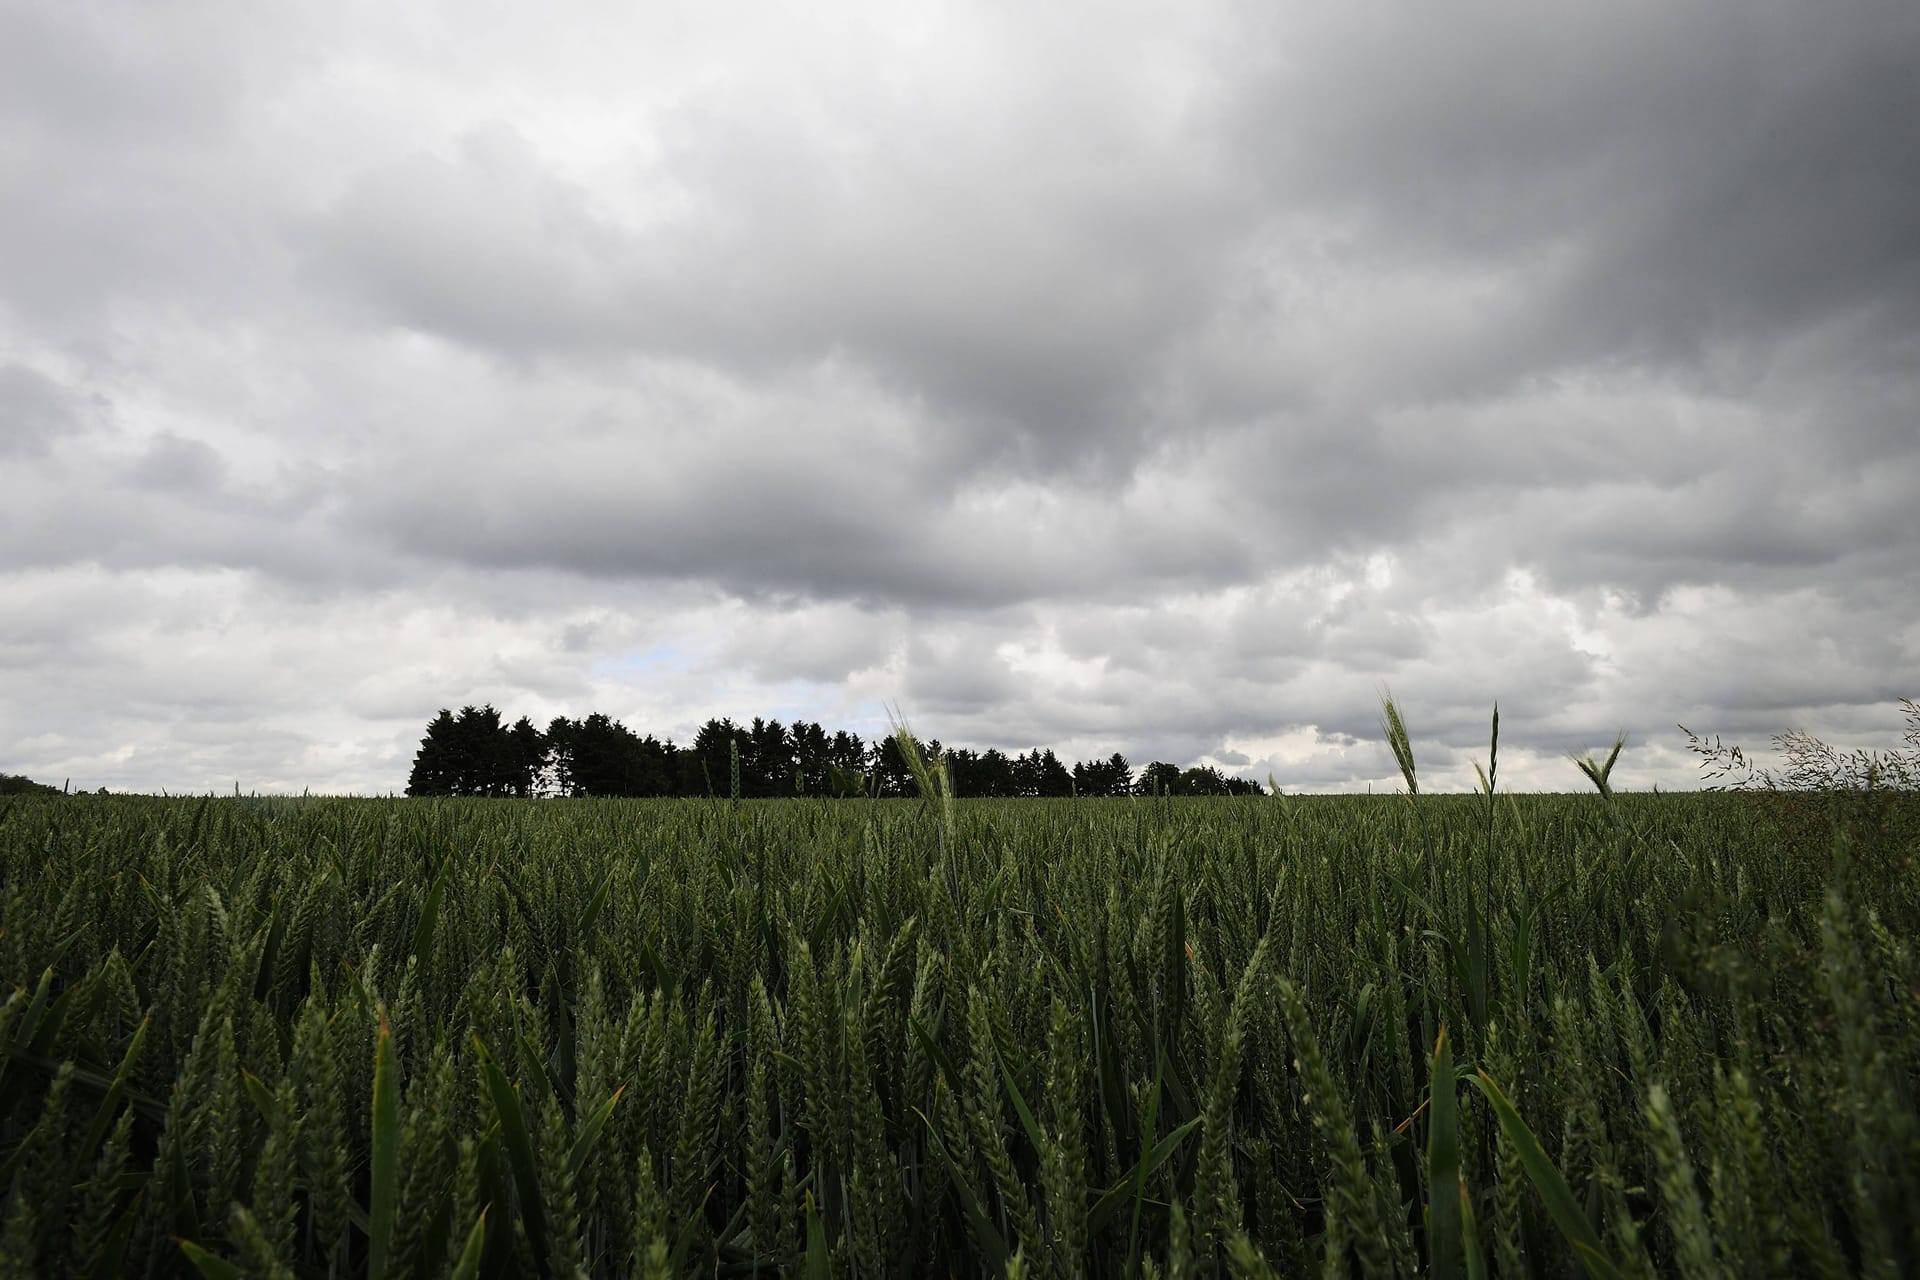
left=1125, top=1049, right=1167, bottom=1278
left=1461, top=1179, right=1488, bottom=1280
left=411, top=859, right=451, bottom=962
left=1088, top=1115, right=1203, bottom=1234
left=474, top=1032, right=551, bottom=1280
left=80, top=1013, right=150, bottom=1157
left=1466, top=1070, right=1623, bottom=1280
left=566, top=1085, right=625, bottom=1183
left=914, top=1106, right=1011, bottom=1272
left=994, top=1045, right=1048, bottom=1158
left=574, top=866, right=616, bottom=938
left=176, top=1239, right=245, bottom=1280
left=1426, top=1028, right=1462, bottom=1280
left=448, top=1209, right=489, bottom=1280
left=804, top=1194, right=832, bottom=1280
left=368, top=1009, right=401, bottom=1280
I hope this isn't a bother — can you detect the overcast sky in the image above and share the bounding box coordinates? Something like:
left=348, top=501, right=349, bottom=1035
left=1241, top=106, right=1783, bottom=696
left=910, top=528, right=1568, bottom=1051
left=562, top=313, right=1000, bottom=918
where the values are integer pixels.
left=3, top=0, right=1916, bottom=795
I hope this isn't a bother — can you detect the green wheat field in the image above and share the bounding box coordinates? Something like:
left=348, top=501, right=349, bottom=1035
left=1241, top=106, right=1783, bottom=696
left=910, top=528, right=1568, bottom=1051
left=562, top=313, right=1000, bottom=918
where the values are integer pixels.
left=0, top=777, right=1915, bottom=1276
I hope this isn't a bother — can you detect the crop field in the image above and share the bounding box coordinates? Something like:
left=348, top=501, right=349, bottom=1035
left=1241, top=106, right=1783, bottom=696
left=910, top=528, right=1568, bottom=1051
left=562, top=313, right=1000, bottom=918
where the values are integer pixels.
left=0, top=783, right=1915, bottom=1277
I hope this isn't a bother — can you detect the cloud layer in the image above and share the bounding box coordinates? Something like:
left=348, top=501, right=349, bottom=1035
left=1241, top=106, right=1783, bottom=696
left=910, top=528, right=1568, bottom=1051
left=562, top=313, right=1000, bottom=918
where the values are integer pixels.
left=3, top=0, right=1916, bottom=793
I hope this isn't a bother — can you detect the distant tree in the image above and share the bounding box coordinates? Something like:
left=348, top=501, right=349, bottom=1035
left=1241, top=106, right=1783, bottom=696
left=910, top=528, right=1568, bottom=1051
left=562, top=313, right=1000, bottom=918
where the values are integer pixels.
left=411, top=703, right=1260, bottom=802
left=971, top=748, right=1017, bottom=798
left=671, top=746, right=708, bottom=797
left=507, top=717, right=545, bottom=797
left=566, top=713, right=641, bottom=797
left=944, top=747, right=981, bottom=795
left=1035, top=749, right=1074, bottom=798
left=1176, top=765, right=1233, bottom=797
left=406, top=705, right=522, bottom=796
left=544, top=716, right=579, bottom=795
left=871, top=732, right=929, bottom=797
left=691, top=719, right=741, bottom=797
left=632, top=735, right=679, bottom=797
left=1134, top=761, right=1182, bottom=796
left=828, top=730, right=867, bottom=781
left=407, top=709, right=462, bottom=796
left=792, top=720, right=832, bottom=794
left=0, top=774, right=58, bottom=796
left=744, top=718, right=794, bottom=797
left=1011, top=749, right=1041, bottom=797
left=457, top=705, right=519, bottom=796
left=1073, top=752, right=1132, bottom=797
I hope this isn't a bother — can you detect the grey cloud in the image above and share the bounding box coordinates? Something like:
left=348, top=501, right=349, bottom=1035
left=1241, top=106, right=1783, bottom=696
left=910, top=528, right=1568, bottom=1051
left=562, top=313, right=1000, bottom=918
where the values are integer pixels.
left=1222, top=0, right=1920, bottom=389
left=0, top=365, right=79, bottom=457
left=128, top=433, right=225, bottom=492
left=720, top=605, right=901, bottom=687
left=3, top=1, right=1916, bottom=794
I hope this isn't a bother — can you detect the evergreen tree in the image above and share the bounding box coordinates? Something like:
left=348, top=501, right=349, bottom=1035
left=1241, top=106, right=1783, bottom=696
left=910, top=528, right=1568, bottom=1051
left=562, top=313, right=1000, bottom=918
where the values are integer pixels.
left=744, top=718, right=793, bottom=797
left=792, top=720, right=832, bottom=794
left=1134, top=761, right=1182, bottom=796
left=406, top=709, right=461, bottom=796
left=1072, top=752, right=1133, bottom=797
left=972, top=748, right=1017, bottom=797
left=871, top=732, right=926, bottom=797
left=828, top=730, right=867, bottom=779
left=568, top=713, right=642, bottom=797
left=507, top=717, right=545, bottom=797
left=691, top=719, right=740, bottom=797
left=544, top=716, right=578, bottom=795
left=1035, top=748, right=1074, bottom=798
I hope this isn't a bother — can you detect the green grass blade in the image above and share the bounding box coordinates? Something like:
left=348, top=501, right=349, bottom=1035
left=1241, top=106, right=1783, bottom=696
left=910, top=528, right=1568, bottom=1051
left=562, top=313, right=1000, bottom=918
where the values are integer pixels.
left=176, top=1239, right=245, bottom=1280
left=994, top=1045, right=1048, bottom=1158
left=915, top=1106, right=1012, bottom=1271
left=79, top=1013, right=149, bottom=1158
left=474, top=1032, right=550, bottom=1280
left=1088, top=1115, right=1203, bottom=1234
left=1124, top=1049, right=1167, bottom=1277
left=1460, top=1177, right=1488, bottom=1280
left=566, top=1084, right=625, bottom=1183
left=1426, top=1028, right=1462, bottom=1280
left=410, top=858, right=450, bottom=961
left=574, top=865, right=616, bottom=938
left=1466, top=1070, right=1623, bottom=1280
left=448, top=1209, right=489, bottom=1280
left=368, top=1009, right=401, bottom=1280
left=804, top=1193, right=833, bottom=1279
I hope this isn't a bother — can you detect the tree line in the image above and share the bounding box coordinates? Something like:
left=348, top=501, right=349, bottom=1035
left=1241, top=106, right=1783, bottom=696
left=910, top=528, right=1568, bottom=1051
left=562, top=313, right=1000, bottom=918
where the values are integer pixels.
left=404, top=705, right=1263, bottom=798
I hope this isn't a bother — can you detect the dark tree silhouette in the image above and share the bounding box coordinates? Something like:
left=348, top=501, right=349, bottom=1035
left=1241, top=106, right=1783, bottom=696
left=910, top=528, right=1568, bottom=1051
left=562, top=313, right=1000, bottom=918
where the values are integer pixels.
left=691, top=719, right=741, bottom=797
left=407, top=709, right=461, bottom=796
left=1073, top=752, right=1133, bottom=797
left=744, top=718, right=794, bottom=797
left=871, top=732, right=931, bottom=797
left=410, top=708, right=1259, bottom=799
left=406, top=705, right=529, bottom=796
left=1133, top=761, right=1182, bottom=796
left=507, top=717, right=545, bottom=797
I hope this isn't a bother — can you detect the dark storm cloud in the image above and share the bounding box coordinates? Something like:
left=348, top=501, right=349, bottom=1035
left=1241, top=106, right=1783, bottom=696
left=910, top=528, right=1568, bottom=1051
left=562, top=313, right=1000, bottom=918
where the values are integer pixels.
left=1224, top=0, right=1920, bottom=377
left=298, top=0, right=1920, bottom=612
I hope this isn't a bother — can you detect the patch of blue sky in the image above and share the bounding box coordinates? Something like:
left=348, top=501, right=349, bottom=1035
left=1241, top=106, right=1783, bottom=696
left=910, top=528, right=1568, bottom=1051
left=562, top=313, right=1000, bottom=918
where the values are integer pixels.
left=591, top=645, right=687, bottom=678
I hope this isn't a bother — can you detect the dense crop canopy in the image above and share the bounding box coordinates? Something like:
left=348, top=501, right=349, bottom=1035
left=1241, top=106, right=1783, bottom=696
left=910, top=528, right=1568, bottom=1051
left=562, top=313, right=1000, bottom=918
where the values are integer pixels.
left=0, top=789, right=1915, bottom=1276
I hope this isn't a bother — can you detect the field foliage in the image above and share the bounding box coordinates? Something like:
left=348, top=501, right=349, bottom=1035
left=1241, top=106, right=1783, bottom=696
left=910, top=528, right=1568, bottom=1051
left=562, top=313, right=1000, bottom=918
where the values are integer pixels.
left=0, top=781, right=1916, bottom=1277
